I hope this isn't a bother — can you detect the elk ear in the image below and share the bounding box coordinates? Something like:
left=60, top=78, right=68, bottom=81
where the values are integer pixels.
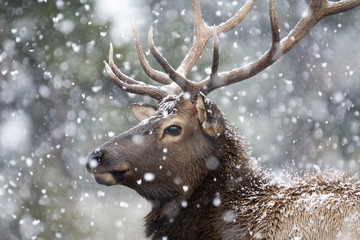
left=130, top=103, right=157, bottom=122
left=195, top=95, right=222, bottom=138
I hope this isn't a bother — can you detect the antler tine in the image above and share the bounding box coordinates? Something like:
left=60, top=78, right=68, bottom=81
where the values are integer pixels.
left=176, top=0, right=256, bottom=77
left=105, top=43, right=168, bottom=100
left=208, top=29, right=220, bottom=90
left=269, top=0, right=280, bottom=45
left=132, top=22, right=173, bottom=85
left=201, top=0, right=360, bottom=95
left=105, top=62, right=167, bottom=100
left=108, top=43, right=140, bottom=86
left=314, top=0, right=360, bottom=16
left=216, top=0, right=257, bottom=33
left=147, top=26, right=200, bottom=95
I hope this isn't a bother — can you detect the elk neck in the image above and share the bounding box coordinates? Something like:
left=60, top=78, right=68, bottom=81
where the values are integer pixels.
left=144, top=120, right=267, bottom=239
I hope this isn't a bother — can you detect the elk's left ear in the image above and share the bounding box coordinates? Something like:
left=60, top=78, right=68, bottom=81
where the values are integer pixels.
left=130, top=103, right=157, bottom=122
left=195, top=95, right=222, bottom=137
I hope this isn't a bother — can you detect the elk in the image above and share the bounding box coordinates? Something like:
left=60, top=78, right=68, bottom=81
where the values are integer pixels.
left=86, top=0, right=360, bottom=239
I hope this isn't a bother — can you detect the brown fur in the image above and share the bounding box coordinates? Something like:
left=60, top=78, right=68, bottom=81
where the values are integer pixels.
left=87, top=94, right=360, bottom=239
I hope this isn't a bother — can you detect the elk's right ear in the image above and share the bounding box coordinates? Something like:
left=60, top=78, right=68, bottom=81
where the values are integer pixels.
left=130, top=103, right=157, bottom=122
left=195, top=95, right=222, bottom=138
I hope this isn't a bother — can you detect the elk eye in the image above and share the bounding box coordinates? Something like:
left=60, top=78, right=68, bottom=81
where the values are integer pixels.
left=164, top=125, right=182, bottom=136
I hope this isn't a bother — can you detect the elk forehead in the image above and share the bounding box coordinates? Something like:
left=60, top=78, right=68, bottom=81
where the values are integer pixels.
left=156, top=95, right=180, bottom=117
left=154, top=95, right=198, bottom=120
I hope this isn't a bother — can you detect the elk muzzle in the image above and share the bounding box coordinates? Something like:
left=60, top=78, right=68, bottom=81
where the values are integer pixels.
left=86, top=148, right=133, bottom=186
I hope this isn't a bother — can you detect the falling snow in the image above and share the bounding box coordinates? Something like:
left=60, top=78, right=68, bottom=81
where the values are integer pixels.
left=144, top=173, right=155, bottom=182
left=1, top=0, right=360, bottom=239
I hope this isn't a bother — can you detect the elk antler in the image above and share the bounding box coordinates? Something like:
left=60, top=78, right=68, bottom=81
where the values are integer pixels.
left=105, top=0, right=255, bottom=99
left=199, top=0, right=360, bottom=95
left=105, top=0, right=360, bottom=100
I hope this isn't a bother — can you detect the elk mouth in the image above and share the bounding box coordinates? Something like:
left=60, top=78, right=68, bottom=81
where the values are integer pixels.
left=90, top=163, right=132, bottom=186
left=92, top=170, right=129, bottom=186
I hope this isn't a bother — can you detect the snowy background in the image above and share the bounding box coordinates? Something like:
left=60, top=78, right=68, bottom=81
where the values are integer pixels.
left=1, top=0, right=360, bottom=239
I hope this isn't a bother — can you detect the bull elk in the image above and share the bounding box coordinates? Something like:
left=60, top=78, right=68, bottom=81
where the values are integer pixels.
left=86, top=0, right=360, bottom=239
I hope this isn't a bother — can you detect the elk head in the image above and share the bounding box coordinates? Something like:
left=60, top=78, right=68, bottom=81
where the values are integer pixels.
left=86, top=94, right=224, bottom=202
left=87, top=0, right=360, bottom=204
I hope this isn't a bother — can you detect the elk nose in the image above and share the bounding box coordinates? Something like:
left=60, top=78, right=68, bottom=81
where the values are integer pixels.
left=86, top=150, right=104, bottom=172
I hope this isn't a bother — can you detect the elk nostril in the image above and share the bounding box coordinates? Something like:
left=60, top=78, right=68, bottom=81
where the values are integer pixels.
left=86, top=150, right=104, bottom=171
